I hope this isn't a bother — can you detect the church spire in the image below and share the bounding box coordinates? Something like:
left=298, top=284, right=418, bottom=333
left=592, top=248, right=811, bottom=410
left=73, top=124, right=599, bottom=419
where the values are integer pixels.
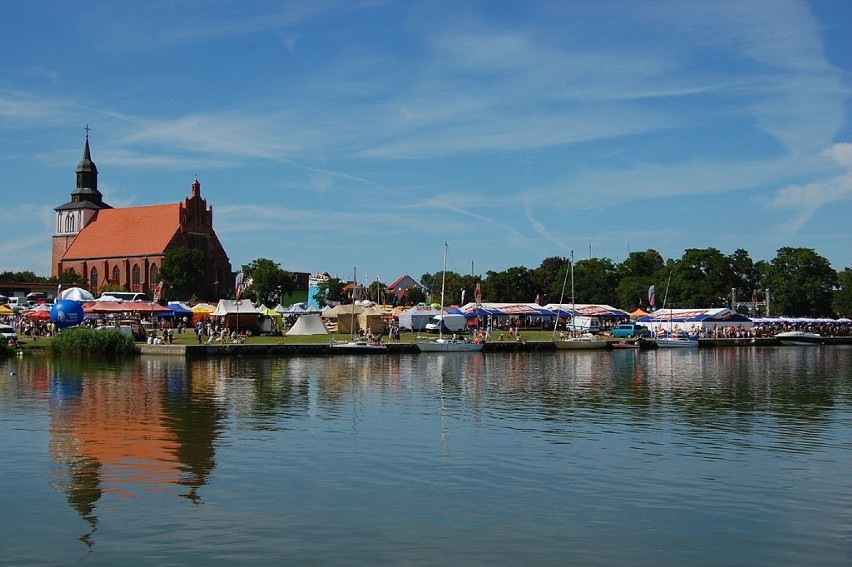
left=71, top=126, right=107, bottom=207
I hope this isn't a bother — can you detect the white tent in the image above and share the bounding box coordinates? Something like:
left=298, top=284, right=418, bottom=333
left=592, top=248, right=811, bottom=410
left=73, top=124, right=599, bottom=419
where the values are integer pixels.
left=285, top=313, right=329, bottom=335
left=60, top=287, right=96, bottom=302
left=397, top=305, right=442, bottom=330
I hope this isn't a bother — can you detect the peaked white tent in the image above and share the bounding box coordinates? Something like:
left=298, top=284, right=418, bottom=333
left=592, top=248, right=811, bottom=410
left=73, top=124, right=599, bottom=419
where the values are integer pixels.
left=285, top=313, right=329, bottom=335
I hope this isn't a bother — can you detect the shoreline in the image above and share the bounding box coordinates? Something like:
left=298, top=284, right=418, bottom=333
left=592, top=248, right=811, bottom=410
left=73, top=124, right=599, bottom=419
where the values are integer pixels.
left=138, top=336, right=852, bottom=357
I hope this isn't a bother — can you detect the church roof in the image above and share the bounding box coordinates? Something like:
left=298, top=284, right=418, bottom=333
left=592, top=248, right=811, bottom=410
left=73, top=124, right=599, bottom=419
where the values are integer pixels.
left=62, top=203, right=181, bottom=259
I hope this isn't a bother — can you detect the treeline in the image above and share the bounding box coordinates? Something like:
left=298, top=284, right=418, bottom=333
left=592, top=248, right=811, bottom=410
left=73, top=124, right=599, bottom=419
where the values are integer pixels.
left=5, top=246, right=850, bottom=318
left=416, top=247, right=851, bottom=319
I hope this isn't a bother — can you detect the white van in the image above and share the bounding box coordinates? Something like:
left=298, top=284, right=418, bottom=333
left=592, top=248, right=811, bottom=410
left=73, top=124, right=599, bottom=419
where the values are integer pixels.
left=425, top=313, right=468, bottom=333
left=566, top=316, right=601, bottom=333
left=8, top=297, right=28, bottom=308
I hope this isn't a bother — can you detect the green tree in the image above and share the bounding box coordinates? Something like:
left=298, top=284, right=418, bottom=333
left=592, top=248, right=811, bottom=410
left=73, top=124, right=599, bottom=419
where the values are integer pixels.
left=241, top=258, right=296, bottom=306
left=671, top=248, right=733, bottom=307
left=573, top=258, right=618, bottom=305
left=314, top=277, right=345, bottom=307
left=482, top=266, right=535, bottom=303
left=532, top=256, right=569, bottom=305
left=760, top=247, right=838, bottom=317
left=159, top=247, right=207, bottom=301
left=615, top=249, right=665, bottom=309
left=834, top=268, right=852, bottom=318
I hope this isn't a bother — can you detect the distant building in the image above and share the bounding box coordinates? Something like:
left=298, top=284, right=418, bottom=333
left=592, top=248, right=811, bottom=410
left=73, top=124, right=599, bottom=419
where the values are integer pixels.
left=51, top=134, right=234, bottom=299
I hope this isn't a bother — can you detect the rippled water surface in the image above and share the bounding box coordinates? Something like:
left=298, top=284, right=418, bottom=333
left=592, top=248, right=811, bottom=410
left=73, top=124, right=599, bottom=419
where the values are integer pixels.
left=2, top=347, right=851, bottom=566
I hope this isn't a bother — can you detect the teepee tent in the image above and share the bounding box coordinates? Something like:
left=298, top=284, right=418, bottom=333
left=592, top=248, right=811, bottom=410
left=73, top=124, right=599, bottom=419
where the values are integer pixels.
left=285, top=313, right=329, bottom=335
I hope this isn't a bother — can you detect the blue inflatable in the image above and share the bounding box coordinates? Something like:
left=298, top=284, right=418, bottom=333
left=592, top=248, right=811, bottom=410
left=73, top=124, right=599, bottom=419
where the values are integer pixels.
left=50, top=300, right=85, bottom=329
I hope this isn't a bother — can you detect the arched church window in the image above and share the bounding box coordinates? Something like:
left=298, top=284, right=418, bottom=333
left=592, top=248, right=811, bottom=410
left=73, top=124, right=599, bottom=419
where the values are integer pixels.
left=132, top=264, right=141, bottom=287
left=57, top=213, right=62, bottom=233
left=150, top=264, right=158, bottom=285
left=65, top=214, right=75, bottom=233
left=112, top=266, right=120, bottom=282
left=90, top=267, right=98, bottom=289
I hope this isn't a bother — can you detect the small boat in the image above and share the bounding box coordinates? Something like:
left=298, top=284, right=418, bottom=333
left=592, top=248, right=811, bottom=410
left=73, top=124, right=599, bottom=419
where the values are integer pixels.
left=330, top=267, right=388, bottom=354
left=550, top=250, right=608, bottom=351
left=416, top=336, right=484, bottom=353
left=655, top=333, right=699, bottom=348
left=775, top=330, right=823, bottom=346
left=610, top=339, right=641, bottom=350
left=416, top=242, right=484, bottom=353
left=330, top=338, right=388, bottom=353
left=554, top=332, right=609, bottom=350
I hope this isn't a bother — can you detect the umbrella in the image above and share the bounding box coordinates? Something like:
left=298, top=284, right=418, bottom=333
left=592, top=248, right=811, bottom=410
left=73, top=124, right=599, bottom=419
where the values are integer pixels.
left=28, top=309, right=52, bottom=321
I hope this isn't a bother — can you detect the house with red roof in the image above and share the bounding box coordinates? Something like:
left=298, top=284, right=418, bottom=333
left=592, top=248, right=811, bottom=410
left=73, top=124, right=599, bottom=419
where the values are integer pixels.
left=51, top=135, right=233, bottom=299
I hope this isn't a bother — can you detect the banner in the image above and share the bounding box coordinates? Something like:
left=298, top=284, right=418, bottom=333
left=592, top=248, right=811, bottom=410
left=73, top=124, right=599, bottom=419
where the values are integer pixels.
left=648, top=285, right=656, bottom=308
left=153, top=280, right=164, bottom=303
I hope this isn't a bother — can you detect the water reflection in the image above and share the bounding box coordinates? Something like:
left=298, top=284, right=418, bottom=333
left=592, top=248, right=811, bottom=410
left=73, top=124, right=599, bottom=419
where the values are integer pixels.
left=2, top=346, right=849, bottom=563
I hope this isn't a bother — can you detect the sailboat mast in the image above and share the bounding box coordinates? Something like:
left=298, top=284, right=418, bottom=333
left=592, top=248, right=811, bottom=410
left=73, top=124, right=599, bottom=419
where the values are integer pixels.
left=439, top=241, right=448, bottom=339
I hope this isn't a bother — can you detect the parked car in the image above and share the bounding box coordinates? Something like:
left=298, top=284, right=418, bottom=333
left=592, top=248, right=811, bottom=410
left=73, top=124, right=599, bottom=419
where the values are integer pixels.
left=610, top=322, right=651, bottom=338
left=0, top=324, right=19, bottom=341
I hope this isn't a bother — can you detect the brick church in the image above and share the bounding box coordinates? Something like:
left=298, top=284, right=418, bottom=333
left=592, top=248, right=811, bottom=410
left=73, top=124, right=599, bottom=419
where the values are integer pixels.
left=51, top=134, right=234, bottom=299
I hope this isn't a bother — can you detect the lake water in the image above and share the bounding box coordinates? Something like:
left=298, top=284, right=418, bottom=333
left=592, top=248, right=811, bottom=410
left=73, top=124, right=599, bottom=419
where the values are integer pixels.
left=1, top=347, right=851, bottom=566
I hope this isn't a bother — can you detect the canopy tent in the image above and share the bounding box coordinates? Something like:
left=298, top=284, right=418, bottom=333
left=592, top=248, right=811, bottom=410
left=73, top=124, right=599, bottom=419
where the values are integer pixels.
left=167, top=302, right=194, bottom=317
left=82, top=301, right=173, bottom=317
left=212, top=299, right=261, bottom=333
left=60, top=287, right=96, bottom=302
left=397, top=305, right=442, bottom=330
left=636, top=308, right=753, bottom=335
left=280, top=303, right=309, bottom=314
left=358, top=305, right=388, bottom=334
left=543, top=303, right=630, bottom=320
left=285, top=313, right=329, bottom=336
left=629, top=308, right=649, bottom=319
left=0, top=305, right=13, bottom=316
left=461, top=302, right=554, bottom=317
left=322, top=304, right=363, bottom=335
left=258, top=305, right=283, bottom=320
left=190, top=303, right=216, bottom=323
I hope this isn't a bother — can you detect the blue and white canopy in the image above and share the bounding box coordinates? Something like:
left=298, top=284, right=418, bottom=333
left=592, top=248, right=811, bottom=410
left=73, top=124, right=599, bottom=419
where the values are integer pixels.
left=636, top=308, right=752, bottom=333
left=543, top=303, right=630, bottom=319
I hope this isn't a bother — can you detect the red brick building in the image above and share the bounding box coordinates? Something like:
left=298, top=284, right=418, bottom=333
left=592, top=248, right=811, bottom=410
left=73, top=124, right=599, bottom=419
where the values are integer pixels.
left=51, top=135, right=234, bottom=299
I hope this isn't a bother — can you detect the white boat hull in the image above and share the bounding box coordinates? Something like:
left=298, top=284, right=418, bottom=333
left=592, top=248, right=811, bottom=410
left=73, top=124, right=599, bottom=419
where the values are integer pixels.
left=416, top=339, right=484, bottom=353
left=775, top=331, right=823, bottom=346
left=655, top=337, right=699, bottom=348
left=553, top=338, right=608, bottom=350
left=330, top=340, right=388, bottom=353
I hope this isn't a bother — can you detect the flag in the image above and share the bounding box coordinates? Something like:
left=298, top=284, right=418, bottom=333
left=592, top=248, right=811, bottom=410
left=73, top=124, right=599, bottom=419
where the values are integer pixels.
left=57, top=284, right=62, bottom=300
left=461, top=289, right=466, bottom=305
left=752, top=289, right=758, bottom=304
left=153, top=280, right=164, bottom=303
left=648, top=285, right=656, bottom=308
left=475, top=282, right=482, bottom=306
left=235, top=272, right=245, bottom=299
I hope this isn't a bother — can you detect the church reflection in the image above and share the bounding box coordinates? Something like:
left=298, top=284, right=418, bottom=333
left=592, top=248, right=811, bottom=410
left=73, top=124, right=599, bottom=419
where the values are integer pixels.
left=47, top=357, right=224, bottom=546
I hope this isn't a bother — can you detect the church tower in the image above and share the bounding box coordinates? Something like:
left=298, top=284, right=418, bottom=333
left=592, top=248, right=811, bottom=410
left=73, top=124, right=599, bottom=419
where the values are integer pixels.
left=52, top=131, right=113, bottom=277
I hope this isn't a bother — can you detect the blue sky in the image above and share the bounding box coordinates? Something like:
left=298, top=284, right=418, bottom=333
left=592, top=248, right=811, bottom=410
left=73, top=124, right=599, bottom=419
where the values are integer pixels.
left=2, top=0, right=851, bottom=284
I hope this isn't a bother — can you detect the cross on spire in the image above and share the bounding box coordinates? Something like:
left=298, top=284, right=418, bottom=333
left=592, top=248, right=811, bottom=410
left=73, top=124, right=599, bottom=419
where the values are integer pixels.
left=84, top=124, right=91, bottom=137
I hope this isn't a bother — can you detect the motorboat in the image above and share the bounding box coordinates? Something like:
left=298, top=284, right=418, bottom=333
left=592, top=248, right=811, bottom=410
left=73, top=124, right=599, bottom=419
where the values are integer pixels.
left=330, top=338, right=388, bottom=353
left=610, top=339, right=641, bottom=350
left=775, top=330, right=823, bottom=346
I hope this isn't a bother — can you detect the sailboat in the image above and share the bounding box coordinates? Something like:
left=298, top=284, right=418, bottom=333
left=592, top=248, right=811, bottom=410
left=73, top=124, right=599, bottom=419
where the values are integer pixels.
left=330, top=267, right=387, bottom=353
left=416, top=242, right=484, bottom=353
left=654, top=272, right=698, bottom=349
left=552, top=251, right=608, bottom=350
